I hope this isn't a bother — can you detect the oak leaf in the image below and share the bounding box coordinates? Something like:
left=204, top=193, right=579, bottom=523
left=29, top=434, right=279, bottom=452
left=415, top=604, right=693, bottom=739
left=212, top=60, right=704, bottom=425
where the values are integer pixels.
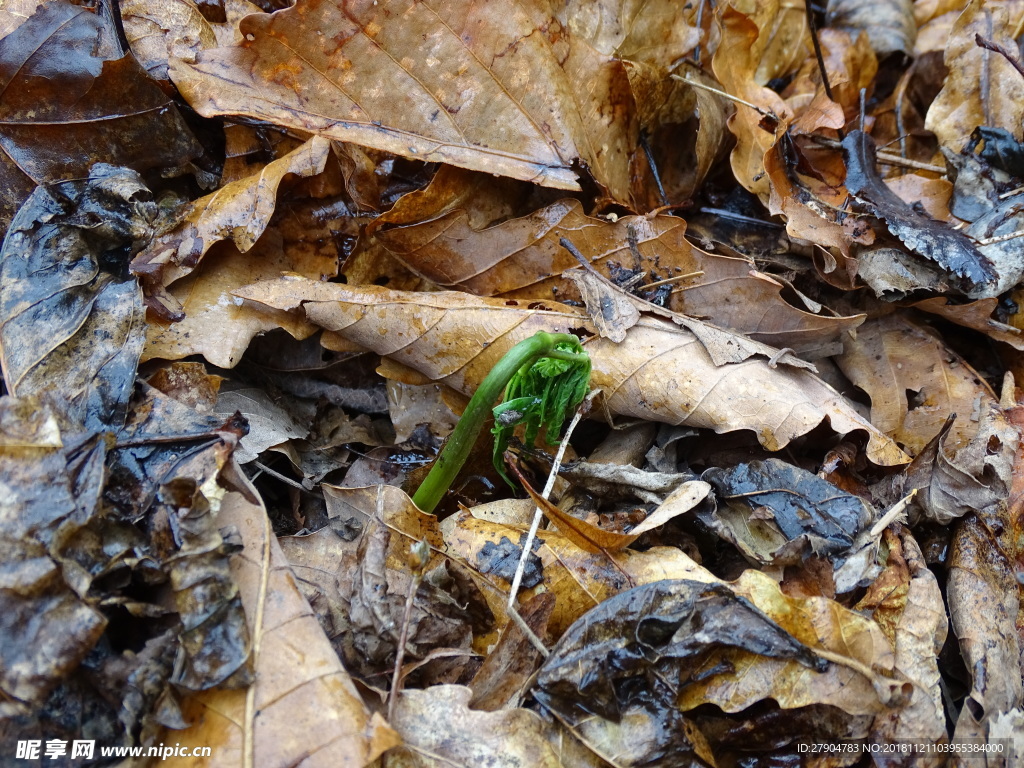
left=233, top=278, right=908, bottom=465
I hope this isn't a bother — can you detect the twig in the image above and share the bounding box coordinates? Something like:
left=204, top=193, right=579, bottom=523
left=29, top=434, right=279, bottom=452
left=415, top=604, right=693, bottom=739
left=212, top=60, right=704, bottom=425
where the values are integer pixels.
left=670, top=73, right=779, bottom=125
left=975, top=229, right=1024, bottom=246
left=506, top=396, right=591, bottom=611
left=976, top=34, right=1024, bottom=80
left=808, top=135, right=947, bottom=173
left=639, top=133, right=669, bottom=206
left=387, top=539, right=430, bottom=724
left=804, top=0, right=843, bottom=139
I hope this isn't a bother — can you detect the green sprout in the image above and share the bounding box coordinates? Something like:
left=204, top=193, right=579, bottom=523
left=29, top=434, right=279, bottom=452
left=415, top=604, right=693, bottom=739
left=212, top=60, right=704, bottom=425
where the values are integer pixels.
left=411, top=332, right=591, bottom=514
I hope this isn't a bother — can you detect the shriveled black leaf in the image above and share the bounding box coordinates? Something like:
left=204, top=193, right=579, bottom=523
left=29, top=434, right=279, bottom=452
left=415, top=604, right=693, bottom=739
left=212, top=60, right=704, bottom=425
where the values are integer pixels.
left=970, top=126, right=1024, bottom=179
left=843, top=129, right=998, bottom=296
left=154, top=479, right=252, bottom=691
left=0, top=164, right=154, bottom=432
left=106, top=383, right=245, bottom=521
left=0, top=397, right=107, bottom=709
left=701, top=458, right=873, bottom=565
left=534, top=579, right=825, bottom=725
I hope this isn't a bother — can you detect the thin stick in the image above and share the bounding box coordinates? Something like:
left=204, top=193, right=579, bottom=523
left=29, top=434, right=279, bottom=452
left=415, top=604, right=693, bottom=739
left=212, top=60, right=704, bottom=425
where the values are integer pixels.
left=639, top=133, right=669, bottom=206
left=808, top=136, right=947, bottom=173
left=976, top=34, right=1024, bottom=80
left=804, top=0, right=843, bottom=139
left=644, top=271, right=704, bottom=290
left=975, top=230, right=1024, bottom=246
left=387, top=540, right=429, bottom=724
left=506, top=397, right=591, bottom=611
left=670, top=74, right=777, bottom=121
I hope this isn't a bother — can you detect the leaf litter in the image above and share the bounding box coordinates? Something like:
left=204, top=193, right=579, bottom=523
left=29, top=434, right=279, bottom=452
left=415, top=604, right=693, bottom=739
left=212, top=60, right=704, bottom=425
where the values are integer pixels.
left=2, top=0, right=1024, bottom=765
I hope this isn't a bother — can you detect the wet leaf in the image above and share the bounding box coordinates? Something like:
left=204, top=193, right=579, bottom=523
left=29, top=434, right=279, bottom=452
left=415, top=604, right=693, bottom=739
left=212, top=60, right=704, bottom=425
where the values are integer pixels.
left=171, top=0, right=700, bottom=205
left=154, top=479, right=252, bottom=690
left=233, top=278, right=908, bottom=465
left=121, top=0, right=217, bottom=85
left=0, top=165, right=154, bottom=432
left=926, top=0, right=1024, bottom=153
left=0, top=398, right=107, bottom=709
left=701, top=458, right=874, bottom=566
left=0, top=1, right=199, bottom=233
left=163, top=486, right=400, bottom=766
left=843, top=129, right=998, bottom=296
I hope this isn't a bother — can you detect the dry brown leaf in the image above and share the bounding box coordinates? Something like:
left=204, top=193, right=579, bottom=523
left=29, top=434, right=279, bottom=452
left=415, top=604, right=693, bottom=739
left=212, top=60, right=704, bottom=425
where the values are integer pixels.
left=834, top=312, right=997, bottom=455
left=142, top=237, right=321, bottom=368
left=121, top=0, right=217, bottom=84
left=948, top=515, right=1024, bottom=742
left=233, top=279, right=906, bottom=464
left=161, top=486, right=399, bottom=767
left=373, top=174, right=863, bottom=355
left=925, top=0, right=1024, bottom=152
left=170, top=0, right=701, bottom=205
left=912, top=296, right=1024, bottom=350
left=132, top=136, right=331, bottom=293
left=712, top=0, right=795, bottom=199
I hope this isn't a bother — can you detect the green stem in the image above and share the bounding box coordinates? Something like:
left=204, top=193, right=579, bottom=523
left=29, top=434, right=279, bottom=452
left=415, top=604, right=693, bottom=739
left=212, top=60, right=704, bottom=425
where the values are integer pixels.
left=411, top=331, right=580, bottom=514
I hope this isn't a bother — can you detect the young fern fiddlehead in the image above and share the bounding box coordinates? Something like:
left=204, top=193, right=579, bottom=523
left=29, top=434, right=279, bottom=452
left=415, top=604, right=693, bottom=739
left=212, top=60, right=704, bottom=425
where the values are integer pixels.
left=411, top=332, right=590, bottom=514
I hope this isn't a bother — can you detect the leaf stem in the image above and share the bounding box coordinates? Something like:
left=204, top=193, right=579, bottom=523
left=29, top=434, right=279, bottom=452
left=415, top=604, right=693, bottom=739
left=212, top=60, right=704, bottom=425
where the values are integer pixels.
left=411, top=331, right=581, bottom=514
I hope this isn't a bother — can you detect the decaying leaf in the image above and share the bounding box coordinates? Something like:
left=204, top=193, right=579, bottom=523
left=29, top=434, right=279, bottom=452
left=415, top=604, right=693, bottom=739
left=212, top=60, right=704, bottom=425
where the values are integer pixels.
left=843, top=129, right=998, bottom=296
left=154, top=479, right=252, bottom=691
left=386, top=685, right=595, bottom=768
left=701, top=458, right=874, bottom=566
left=902, top=405, right=1017, bottom=525
left=162, top=486, right=400, bottom=766
left=947, top=515, right=1024, bottom=742
left=0, top=0, right=199, bottom=234
left=0, top=164, right=154, bottom=432
left=233, top=278, right=908, bottom=465
left=0, top=398, right=107, bottom=711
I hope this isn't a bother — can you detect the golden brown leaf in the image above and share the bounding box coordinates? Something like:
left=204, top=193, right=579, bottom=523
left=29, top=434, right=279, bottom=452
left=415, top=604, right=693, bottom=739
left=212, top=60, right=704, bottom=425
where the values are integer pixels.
left=142, top=237, right=322, bottom=368
left=233, top=278, right=908, bottom=464
left=444, top=511, right=717, bottom=638
left=834, top=313, right=997, bottom=454
left=170, top=0, right=702, bottom=205
left=925, top=0, right=1024, bottom=152
left=712, top=0, right=796, bottom=198
left=679, top=569, right=911, bottom=715
left=132, top=136, right=331, bottom=292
